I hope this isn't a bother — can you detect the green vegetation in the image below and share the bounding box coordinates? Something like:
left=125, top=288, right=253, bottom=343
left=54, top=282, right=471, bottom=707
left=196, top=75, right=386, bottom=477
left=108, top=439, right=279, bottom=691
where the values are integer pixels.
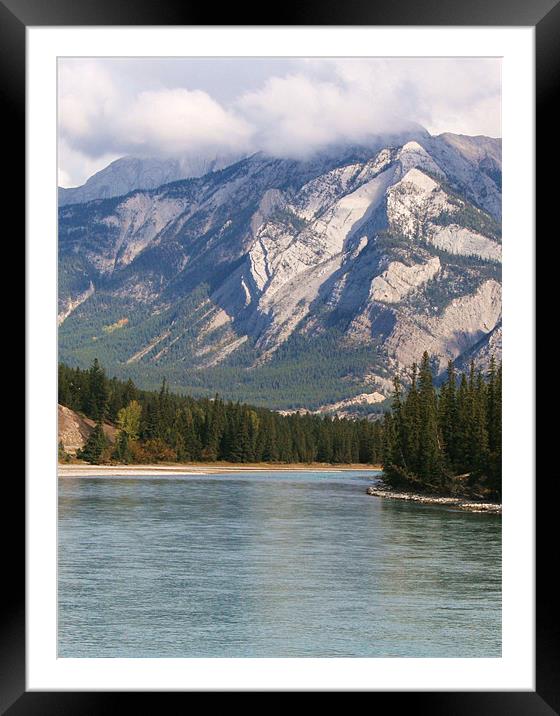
left=433, top=204, right=501, bottom=242
left=58, top=440, right=72, bottom=464
left=76, top=422, right=109, bottom=465
left=419, top=260, right=500, bottom=314
left=59, top=297, right=388, bottom=409
left=60, top=353, right=501, bottom=502
left=383, top=353, right=501, bottom=500
left=269, top=205, right=308, bottom=233
left=420, top=169, right=502, bottom=241
left=59, top=360, right=385, bottom=466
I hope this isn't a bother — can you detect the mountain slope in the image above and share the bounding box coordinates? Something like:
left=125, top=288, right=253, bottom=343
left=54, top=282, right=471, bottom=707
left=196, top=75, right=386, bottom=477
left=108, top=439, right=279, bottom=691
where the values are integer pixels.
left=58, top=153, right=243, bottom=206
left=58, top=131, right=501, bottom=409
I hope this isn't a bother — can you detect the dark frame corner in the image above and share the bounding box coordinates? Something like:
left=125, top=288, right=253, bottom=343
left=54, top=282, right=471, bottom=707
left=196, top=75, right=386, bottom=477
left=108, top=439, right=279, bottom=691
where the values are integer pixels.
left=8, top=0, right=554, bottom=710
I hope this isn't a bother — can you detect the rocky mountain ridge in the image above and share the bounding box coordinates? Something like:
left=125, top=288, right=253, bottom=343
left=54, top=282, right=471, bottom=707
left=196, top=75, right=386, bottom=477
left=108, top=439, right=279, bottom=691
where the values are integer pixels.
left=58, top=129, right=501, bottom=409
left=58, top=153, right=243, bottom=206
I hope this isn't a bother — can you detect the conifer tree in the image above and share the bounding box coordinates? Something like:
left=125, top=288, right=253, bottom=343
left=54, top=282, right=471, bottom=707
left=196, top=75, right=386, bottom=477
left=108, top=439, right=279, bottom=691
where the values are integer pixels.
left=390, top=374, right=407, bottom=472
left=416, top=352, right=444, bottom=487
left=316, top=417, right=333, bottom=463
left=261, top=413, right=280, bottom=462
left=455, top=372, right=471, bottom=474
left=77, top=422, right=108, bottom=464
left=438, top=361, right=458, bottom=471
left=404, top=363, right=420, bottom=474
left=85, top=359, right=108, bottom=421
left=470, top=370, right=489, bottom=478
left=485, top=357, right=502, bottom=497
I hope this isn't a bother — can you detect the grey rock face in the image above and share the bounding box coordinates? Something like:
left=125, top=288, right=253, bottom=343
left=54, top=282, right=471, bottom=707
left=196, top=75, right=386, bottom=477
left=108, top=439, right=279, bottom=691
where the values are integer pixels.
left=452, top=321, right=503, bottom=375
left=58, top=154, right=243, bottom=206
left=58, top=130, right=502, bottom=406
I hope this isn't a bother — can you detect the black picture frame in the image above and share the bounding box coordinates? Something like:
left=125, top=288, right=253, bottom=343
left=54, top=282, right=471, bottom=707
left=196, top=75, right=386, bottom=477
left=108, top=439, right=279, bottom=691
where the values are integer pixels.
left=7, top=0, right=550, bottom=708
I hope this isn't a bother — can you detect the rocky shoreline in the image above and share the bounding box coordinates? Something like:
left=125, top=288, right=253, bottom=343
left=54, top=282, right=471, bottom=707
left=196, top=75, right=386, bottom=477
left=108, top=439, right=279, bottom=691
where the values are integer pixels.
left=366, top=485, right=501, bottom=514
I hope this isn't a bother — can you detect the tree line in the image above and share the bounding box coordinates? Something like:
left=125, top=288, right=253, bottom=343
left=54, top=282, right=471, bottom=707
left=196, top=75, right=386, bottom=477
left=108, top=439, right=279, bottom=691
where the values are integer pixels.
left=58, top=360, right=385, bottom=466
left=383, top=352, right=501, bottom=500
left=59, top=353, right=501, bottom=501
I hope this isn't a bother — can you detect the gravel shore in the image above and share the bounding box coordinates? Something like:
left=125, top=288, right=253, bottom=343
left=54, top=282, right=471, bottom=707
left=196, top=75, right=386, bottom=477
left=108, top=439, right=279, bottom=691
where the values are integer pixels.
left=366, top=485, right=501, bottom=514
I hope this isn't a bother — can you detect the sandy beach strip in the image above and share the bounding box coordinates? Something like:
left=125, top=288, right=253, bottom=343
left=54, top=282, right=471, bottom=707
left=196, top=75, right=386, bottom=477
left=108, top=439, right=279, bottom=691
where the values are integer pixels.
left=58, top=462, right=382, bottom=478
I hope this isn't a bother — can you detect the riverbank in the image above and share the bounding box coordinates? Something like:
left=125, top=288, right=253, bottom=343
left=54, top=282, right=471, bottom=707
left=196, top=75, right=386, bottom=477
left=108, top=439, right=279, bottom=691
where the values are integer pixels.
left=58, top=462, right=382, bottom=478
left=366, top=485, right=501, bottom=514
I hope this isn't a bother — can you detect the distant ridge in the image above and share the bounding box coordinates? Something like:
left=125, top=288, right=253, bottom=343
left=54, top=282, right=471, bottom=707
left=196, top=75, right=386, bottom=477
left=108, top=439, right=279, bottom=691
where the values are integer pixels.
left=58, top=153, right=244, bottom=206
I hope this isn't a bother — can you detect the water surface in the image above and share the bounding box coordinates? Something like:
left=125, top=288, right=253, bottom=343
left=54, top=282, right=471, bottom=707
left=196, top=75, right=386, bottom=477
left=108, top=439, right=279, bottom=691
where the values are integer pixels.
left=58, top=470, right=501, bottom=657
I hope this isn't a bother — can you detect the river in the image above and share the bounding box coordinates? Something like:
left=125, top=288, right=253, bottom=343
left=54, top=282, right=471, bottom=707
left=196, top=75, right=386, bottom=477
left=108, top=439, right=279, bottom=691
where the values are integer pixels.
left=58, top=470, right=501, bottom=657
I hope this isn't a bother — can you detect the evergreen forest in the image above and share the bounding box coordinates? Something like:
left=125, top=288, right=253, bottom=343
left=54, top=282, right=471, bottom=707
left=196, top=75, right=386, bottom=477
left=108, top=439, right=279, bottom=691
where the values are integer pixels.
left=59, top=352, right=501, bottom=500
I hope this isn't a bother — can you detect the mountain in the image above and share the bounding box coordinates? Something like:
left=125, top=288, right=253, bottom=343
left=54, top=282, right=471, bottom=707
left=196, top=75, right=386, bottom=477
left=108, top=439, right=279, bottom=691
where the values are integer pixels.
left=58, top=130, right=502, bottom=409
left=58, top=153, right=243, bottom=206
left=437, top=133, right=502, bottom=190
left=452, top=320, right=502, bottom=375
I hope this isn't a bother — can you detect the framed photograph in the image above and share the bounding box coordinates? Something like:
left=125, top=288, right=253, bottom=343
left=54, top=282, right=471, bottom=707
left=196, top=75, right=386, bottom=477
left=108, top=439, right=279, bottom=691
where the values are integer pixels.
left=7, top=0, right=552, bottom=707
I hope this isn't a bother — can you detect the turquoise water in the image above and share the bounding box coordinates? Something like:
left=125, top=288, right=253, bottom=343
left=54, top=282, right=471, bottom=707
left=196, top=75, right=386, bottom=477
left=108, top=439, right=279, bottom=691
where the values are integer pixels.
left=58, top=470, right=501, bottom=657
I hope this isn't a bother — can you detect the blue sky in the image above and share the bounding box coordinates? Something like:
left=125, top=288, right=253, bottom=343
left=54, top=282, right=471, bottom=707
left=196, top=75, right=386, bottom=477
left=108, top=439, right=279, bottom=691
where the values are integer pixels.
left=58, top=57, right=501, bottom=187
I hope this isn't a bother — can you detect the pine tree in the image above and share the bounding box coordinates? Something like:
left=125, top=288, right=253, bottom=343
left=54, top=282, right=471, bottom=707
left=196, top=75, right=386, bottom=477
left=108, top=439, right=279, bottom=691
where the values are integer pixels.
left=485, top=357, right=502, bottom=497
left=455, top=372, right=471, bottom=474
left=382, top=354, right=501, bottom=498
left=390, top=374, right=407, bottom=471
left=382, top=373, right=418, bottom=487
left=438, top=361, right=458, bottom=471
left=316, top=417, right=332, bottom=463
left=470, top=370, right=489, bottom=479
left=85, top=359, right=108, bottom=422
left=382, top=413, right=401, bottom=485
left=181, top=407, right=201, bottom=461
left=403, top=363, right=420, bottom=474
left=113, top=431, right=131, bottom=463
left=416, top=352, right=444, bottom=488
left=77, top=422, right=108, bottom=464
left=261, top=413, right=280, bottom=462
left=486, top=356, right=500, bottom=455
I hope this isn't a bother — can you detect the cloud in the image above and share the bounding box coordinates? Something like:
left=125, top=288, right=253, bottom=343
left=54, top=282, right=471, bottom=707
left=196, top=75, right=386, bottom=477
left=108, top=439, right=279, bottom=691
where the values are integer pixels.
left=58, top=58, right=501, bottom=186
left=117, top=89, right=252, bottom=155
left=308, top=58, right=501, bottom=137
left=59, top=61, right=253, bottom=178
left=58, top=62, right=120, bottom=152
left=237, top=73, right=407, bottom=158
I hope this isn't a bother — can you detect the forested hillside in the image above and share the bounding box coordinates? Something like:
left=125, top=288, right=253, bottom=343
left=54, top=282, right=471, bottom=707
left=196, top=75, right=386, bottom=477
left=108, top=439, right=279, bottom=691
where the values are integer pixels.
left=58, top=354, right=501, bottom=501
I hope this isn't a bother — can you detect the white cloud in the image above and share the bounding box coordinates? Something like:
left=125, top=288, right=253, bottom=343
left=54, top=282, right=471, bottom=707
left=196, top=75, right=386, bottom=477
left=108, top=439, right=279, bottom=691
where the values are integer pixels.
left=58, top=62, right=120, bottom=147
left=58, top=61, right=253, bottom=168
left=118, top=88, right=253, bottom=155
left=237, top=73, right=406, bottom=157
left=310, top=58, right=501, bottom=137
left=58, top=58, right=501, bottom=186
